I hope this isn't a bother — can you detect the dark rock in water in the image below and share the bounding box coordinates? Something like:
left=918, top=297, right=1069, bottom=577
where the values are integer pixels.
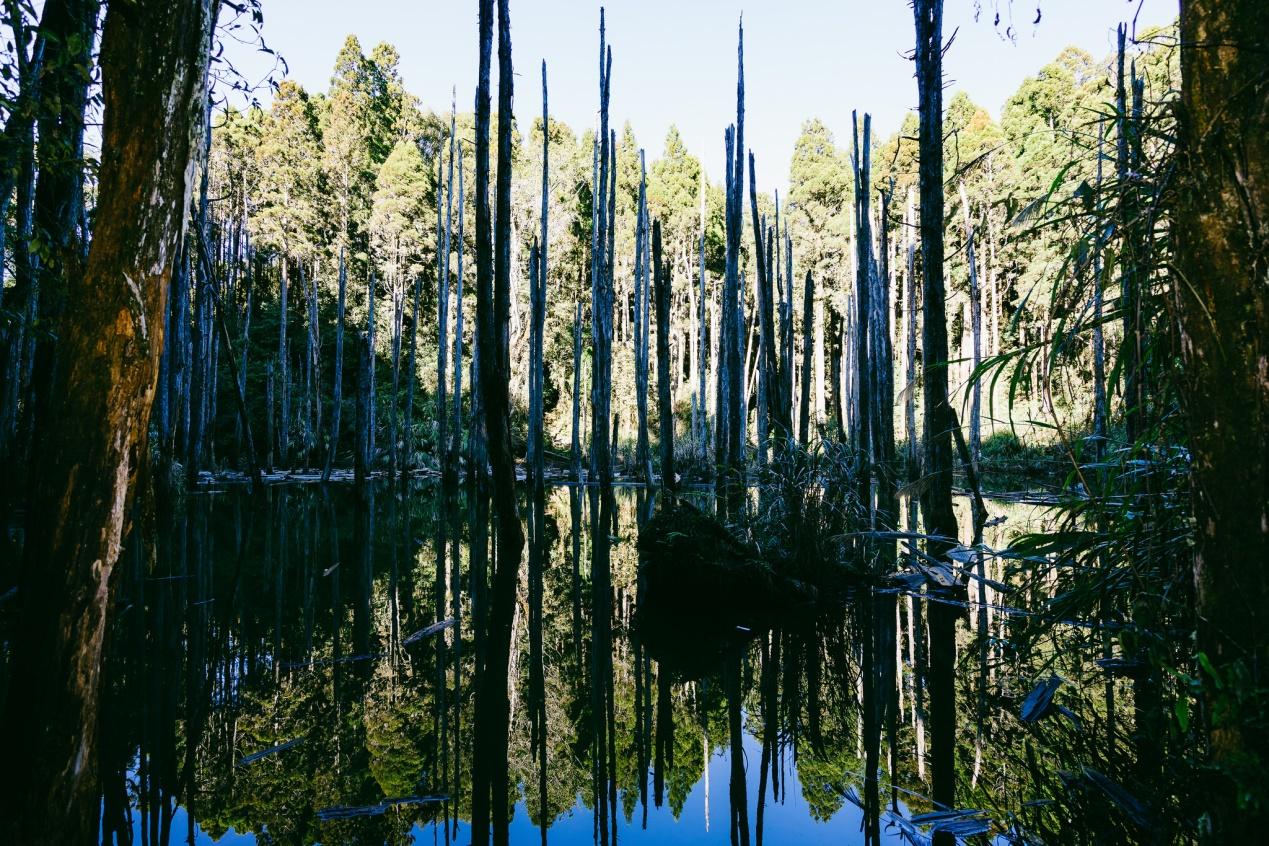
left=634, top=500, right=820, bottom=677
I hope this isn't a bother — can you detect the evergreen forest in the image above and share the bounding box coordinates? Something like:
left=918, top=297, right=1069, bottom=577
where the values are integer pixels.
left=0, top=0, right=1265, bottom=844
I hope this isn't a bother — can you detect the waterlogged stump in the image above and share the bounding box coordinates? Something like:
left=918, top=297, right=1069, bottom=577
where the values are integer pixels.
left=637, top=501, right=816, bottom=618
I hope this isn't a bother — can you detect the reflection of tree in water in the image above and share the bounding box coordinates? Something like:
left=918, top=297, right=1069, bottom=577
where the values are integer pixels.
left=93, top=483, right=1148, bottom=844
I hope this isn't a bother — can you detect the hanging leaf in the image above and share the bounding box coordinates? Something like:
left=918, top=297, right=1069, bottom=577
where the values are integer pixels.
left=1020, top=675, right=1063, bottom=722
left=1082, top=768, right=1150, bottom=830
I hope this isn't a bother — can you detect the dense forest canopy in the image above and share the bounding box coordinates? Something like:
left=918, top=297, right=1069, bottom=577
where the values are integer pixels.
left=0, top=0, right=1265, bottom=843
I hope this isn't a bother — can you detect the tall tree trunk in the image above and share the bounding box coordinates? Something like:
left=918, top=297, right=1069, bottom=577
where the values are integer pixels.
left=0, top=0, right=216, bottom=839
left=904, top=191, right=920, bottom=533
left=571, top=300, right=583, bottom=482
left=471, top=1, right=526, bottom=843
left=852, top=112, right=874, bottom=517
left=721, top=19, right=745, bottom=480
left=653, top=220, right=675, bottom=490
left=22, top=0, right=100, bottom=470
left=799, top=271, right=814, bottom=445
left=532, top=61, right=549, bottom=489
left=1177, top=4, right=1269, bottom=837
left=913, top=2, right=958, bottom=840
left=634, top=153, right=652, bottom=483
left=438, top=107, right=456, bottom=480
left=0, top=7, right=43, bottom=472
left=958, top=182, right=981, bottom=473
left=278, top=259, right=290, bottom=467
left=451, top=151, right=466, bottom=471
left=366, top=270, right=377, bottom=471
left=698, top=189, right=709, bottom=462
left=589, top=20, right=613, bottom=487
left=323, top=250, right=347, bottom=482
left=913, top=0, right=958, bottom=551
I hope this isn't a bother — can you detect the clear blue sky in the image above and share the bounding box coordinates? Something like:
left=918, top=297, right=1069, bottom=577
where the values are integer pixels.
left=224, top=0, right=1177, bottom=192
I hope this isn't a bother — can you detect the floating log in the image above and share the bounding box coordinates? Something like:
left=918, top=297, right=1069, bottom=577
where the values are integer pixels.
left=403, top=617, right=456, bottom=646
left=238, top=737, right=304, bottom=767
left=316, top=794, right=449, bottom=821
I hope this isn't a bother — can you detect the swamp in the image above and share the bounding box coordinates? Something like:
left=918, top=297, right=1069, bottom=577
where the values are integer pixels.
left=0, top=0, right=1266, bottom=843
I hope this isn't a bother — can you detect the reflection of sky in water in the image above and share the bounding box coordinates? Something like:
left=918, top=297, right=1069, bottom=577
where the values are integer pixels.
left=106, top=485, right=1058, bottom=844
left=122, top=698, right=889, bottom=844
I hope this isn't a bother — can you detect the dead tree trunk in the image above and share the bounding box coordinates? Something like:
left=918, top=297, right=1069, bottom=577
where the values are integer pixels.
left=799, top=270, right=814, bottom=446
left=1091, top=122, right=1108, bottom=453
left=653, top=220, right=675, bottom=490
left=278, top=259, right=290, bottom=467
left=530, top=61, right=549, bottom=490
left=721, top=19, right=746, bottom=481
left=697, top=186, right=709, bottom=463
left=0, top=0, right=215, bottom=839
left=571, top=300, right=583, bottom=482
left=852, top=111, right=874, bottom=516
left=355, top=331, right=370, bottom=484
left=634, top=152, right=652, bottom=483
left=913, top=0, right=958, bottom=551
left=438, top=105, right=456, bottom=480
left=904, top=191, right=919, bottom=533
left=366, top=270, right=377, bottom=471
left=958, top=182, right=981, bottom=473
left=589, top=25, right=614, bottom=487
left=470, top=1, right=526, bottom=843
left=451, top=150, right=466, bottom=471
left=528, top=240, right=543, bottom=485
left=323, top=250, right=347, bottom=482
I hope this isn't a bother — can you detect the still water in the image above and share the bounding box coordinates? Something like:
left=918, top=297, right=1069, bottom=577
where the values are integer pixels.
left=95, top=481, right=1086, bottom=845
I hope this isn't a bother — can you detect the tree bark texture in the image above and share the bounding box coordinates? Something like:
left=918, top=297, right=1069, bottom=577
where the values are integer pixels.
left=0, top=0, right=217, bottom=840
left=1177, top=3, right=1268, bottom=834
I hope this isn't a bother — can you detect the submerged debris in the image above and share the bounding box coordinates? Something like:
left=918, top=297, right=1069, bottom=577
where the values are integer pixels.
left=403, top=617, right=456, bottom=646
left=238, top=737, right=305, bottom=767
left=316, top=794, right=448, bottom=821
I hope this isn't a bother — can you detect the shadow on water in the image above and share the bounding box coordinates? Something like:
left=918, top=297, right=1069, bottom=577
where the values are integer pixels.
left=65, top=480, right=1127, bottom=844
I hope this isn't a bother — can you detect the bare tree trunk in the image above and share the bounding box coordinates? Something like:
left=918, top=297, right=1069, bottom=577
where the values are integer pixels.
left=278, top=259, right=290, bottom=467
left=913, top=2, right=958, bottom=839
left=367, top=270, right=377, bottom=470
left=873, top=185, right=897, bottom=570
left=451, top=152, right=466, bottom=471
left=323, top=250, right=347, bottom=482
left=531, top=61, right=549, bottom=489
left=438, top=105, right=456, bottom=480
left=634, top=153, right=652, bottom=483
left=913, top=0, right=958, bottom=550
left=471, top=1, right=526, bottom=843
left=697, top=183, right=708, bottom=463
left=571, top=300, right=582, bottom=481
left=653, top=220, right=675, bottom=490
left=799, top=271, right=814, bottom=445
left=307, top=261, right=321, bottom=466
left=721, top=18, right=746, bottom=483
left=958, top=182, right=982, bottom=473
left=0, top=0, right=215, bottom=839
left=1177, top=5, right=1269, bottom=837
left=528, top=241, right=542, bottom=482
left=904, top=191, right=919, bottom=532
left=852, top=112, right=874, bottom=516
left=355, top=332, right=370, bottom=484
left=1091, top=122, right=1108, bottom=451
left=589, top=24, right=614, bottom=487
left=390, top=266, right=403, bottom=477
